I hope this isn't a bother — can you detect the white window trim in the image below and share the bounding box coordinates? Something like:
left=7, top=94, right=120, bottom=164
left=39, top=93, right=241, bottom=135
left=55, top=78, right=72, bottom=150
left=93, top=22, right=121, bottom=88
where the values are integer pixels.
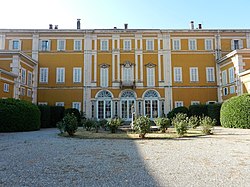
left=39, top=68, right=49, bottom=83
left=205, top=39, right=213, bottom=50
left=175, top=101, right=183, bottom=108
left=223, top=87, right=229, bottom=96
left=190, top=67, right=199, bottom=82
left=123, top=39, right=131, bottom=51
left=27, top=89, right=32, bottom=97
left=3, top=83, right=9, bottom=92
left=206, top=67, right=215, bottom=82
left=27, top=71, right=32, bottom=87
left=74, top=40, right=82, bottom=51
left=188, top=39, right=197, bottom=50
left=38, top=102, right=48, bottom=105
left=100, top=67, right=108, bottom=87
left=56, top=102, right=65, bottom=107
left=229, top=85, right=235, bottom=94
left=146, top=39, right=154, bottom=51
left=57, top=39, right=66, bottom=51
left=191, top=101, right=200, bottom=105
left=174, top=67, right=182, bottom=82
left=101, top=39, right=109, bottom=51
left=222, top=70, right=227, bottom=85
left=147, top=67, right=155, bottom=87
left=40, top=40, right=51, bottom=51
left=9, top=39, right=21, bottom=50
left=20, top=87, right=25, bottom=96
left=21, top=68, right=26, bottom=85
left=73, top=67, right=82, bottom=83
left=231, top=39, right=243, bottom=50
left=172, top=39, right=181, bottom=50
left=228, top=67, right=235, bottom=83
left=72, top=102, right=81, bottom=111
left=56, top=67, right=65, bottom=83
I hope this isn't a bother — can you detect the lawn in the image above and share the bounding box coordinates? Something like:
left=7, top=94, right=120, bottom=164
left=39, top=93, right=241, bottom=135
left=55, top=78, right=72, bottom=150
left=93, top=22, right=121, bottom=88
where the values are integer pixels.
left=59, top=127, right=205, bottom=139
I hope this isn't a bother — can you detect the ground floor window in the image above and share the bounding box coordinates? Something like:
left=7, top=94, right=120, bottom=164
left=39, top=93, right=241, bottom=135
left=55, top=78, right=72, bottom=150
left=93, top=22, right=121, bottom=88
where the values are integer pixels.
left=96, top=90, right=113, bottom=119
left=144, top=90, right=160, bottom=119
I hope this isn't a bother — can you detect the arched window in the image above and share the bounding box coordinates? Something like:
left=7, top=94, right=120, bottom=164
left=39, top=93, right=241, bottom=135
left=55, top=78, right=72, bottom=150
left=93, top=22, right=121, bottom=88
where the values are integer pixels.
left=96, top=90, right=113, bottom=119
left=143, top=90, right=159, bottom=119
left=120, top=90, right=136, bottom=120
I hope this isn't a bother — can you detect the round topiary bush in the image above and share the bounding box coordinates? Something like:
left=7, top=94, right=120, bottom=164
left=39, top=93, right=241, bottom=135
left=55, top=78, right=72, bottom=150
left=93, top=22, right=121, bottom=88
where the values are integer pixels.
left=220, top=94, right=250, bottom=129
left=0, top=98, right=41, bottom=132
left=167, top=106, right=189, bottom=120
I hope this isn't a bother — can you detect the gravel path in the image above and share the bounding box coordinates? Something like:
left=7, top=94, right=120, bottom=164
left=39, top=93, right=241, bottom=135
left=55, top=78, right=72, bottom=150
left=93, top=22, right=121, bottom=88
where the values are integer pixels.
left=0, top=127, right=250, bottom=187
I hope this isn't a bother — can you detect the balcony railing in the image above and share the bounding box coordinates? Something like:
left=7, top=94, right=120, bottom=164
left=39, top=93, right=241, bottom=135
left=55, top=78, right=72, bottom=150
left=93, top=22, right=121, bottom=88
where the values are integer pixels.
left=120, top=80, right=136, bottom=89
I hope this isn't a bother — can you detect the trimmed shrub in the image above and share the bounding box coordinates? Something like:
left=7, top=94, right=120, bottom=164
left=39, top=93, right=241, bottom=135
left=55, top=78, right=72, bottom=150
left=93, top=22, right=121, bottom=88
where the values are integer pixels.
left=107, top=118, right=123, bottom=133
left=0, top=98, right=40, bottom=132
left=83, top=119, right=96, bottom=131
left=154, top=117, right=170, bottom=133
left=38, top=105, right=51, bottom=128
left=207, top=103, right=222, bottom=126
left=200, top=116, right=216, bottom=135
left=62, top=113, right=78, bottom=136
left=167, top=106, right=189, bottom=120
left=188, top=116, right=200, bottom=129
left=172, top=113, right=188, bottom=137
left=98, top=119, right=108, bottom=130
left=65, top=108, right=81, bottom=125
left=221, top=94, right=250, bottom=129
left=133, top=116, right=151, bottom=138
left=50, top=106, right=65, bottom=127
left=189, top=104, right=208, bottom=117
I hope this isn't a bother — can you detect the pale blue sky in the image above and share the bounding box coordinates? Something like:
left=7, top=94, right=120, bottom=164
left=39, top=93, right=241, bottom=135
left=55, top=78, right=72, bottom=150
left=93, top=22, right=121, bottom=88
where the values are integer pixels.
left=1, top=0, right=250, bottom=29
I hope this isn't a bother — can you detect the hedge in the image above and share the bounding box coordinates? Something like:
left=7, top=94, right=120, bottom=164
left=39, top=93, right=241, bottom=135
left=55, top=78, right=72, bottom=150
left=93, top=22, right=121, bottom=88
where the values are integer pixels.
left=0, top=98, right=40, bottom=132
left=189, top=104, right=208, bottom=117
left=207, top=103, right=222, bottom=126
left=221, top=94, right=250, bottom=129
left=38, top=105, right=51, bottom=128
left=167, top=106, right=189, bottom=119
left=65, top=108, right=81, bottom=125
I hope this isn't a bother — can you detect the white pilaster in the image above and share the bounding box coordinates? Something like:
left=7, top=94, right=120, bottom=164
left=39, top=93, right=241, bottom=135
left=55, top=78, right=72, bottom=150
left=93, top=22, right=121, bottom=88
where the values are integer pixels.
left=246, top=33, right=250, bottom=48
left=32, top=34, right=39, bottom=103
left=0, top=34, right=5, bottom=50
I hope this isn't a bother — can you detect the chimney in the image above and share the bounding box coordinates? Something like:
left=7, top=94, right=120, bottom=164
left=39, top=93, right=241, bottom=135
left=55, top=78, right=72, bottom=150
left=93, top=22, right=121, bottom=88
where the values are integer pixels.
left=49, top=24, right=53, bottom=29
left=124, top=23, right=128, bottom=30
left=114, top=27, right=117, bottom=30
left=190, top=21, right=194, bottom=30
left=54, top=25, right=58, bottom=29
left=77, top=19, right=81, bottom=29
left=198, top=23, right=202, bottom=29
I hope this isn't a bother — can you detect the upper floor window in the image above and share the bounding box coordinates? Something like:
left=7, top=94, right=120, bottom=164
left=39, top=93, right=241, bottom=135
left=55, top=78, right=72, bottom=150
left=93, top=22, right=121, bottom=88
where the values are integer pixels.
left=100, top=66, right=108, bottom=87
left=230, top=86, right=235, bottom=94
left=189, top=39, right=197, bottom=50
left=40, top=68, right=48, bottom=83
left=228, top=67, right=235, bottom=83
left=57, top=40, right=66, bottom=51
left=27, top=71, right=32, bottom=86
left=73, top=67, right=82, bottom=83
left=101, top=40, right=108, bottom=51
left=174, top=67, right=182, bottom=82
left=222, top=70, right=227, bottom=85
left=147, top=67, right=155, bottom=87
left=74, top=40, right=82, bottom=51
left=20, top=87, right=25, bottom=96
left=21, top=68, right=26, bottom=84
left=56, top=67, right=65, bottom=83
left=231, top=39, right=243, bottom=50
left=190, top=67, right=199, bottom=82
left=172, top=39, right=181, bottom=50
left=40, top=40, right=50, bottom=51
left=27, top=89, right=32, bottom=97
left=124, top=40, right=131, bottom=51
left=146, top=39, right=154, bottom=51
left=205, top=39, right=213, bottom=50
left=3, top=83, right=9, bottom=92
left=206, top=67, right=215, bottom=82
left=9, top=40, right=21, bottom=50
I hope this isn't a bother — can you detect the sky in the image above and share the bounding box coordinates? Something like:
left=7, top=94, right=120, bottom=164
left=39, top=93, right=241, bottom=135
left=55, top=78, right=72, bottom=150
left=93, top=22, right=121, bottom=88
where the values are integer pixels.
left=1, top=0, right=250, bottom=30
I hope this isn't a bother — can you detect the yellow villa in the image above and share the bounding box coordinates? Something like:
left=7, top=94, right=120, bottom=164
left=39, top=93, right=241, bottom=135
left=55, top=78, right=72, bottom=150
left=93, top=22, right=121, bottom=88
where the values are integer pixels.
left=0, top=22, right=249, bottom=120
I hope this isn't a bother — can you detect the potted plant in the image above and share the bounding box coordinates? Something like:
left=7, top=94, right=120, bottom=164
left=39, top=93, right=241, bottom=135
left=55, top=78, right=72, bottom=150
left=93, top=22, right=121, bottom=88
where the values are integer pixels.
left=133, top=116, right=151, bottom=138
left=107, top=118, right=122, bottom=133
left=154, top=117, right=170, bottom=133
left=62, top=113, right=78, bottom=136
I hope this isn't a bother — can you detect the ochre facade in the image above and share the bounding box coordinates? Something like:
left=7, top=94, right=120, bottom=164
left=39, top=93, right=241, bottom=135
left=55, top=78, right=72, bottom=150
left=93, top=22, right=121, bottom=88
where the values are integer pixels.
left=0, top=28, right=249, bottom=120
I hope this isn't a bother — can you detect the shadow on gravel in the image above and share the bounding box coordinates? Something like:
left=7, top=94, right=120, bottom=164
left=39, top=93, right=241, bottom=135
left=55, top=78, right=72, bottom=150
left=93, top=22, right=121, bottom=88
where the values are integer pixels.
left=0, top=129, right=161, bottom=187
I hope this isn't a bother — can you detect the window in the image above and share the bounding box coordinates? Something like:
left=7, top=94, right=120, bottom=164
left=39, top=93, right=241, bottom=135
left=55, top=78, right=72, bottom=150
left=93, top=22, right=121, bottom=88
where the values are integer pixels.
left=56, top=68, right=65, bottom=83
left=146, top=39, right=154, bottom=50
left=40, top=68, right=48, bottom=83
left=12, top=40, right=21, bottom=50
left=172, top=39, right=181, bottom=50
left=191, top=101, right=200, bottom=105
left=74, top=40, right=82, bottom=51
left=72, top=102, right=81, bottom=111
left=189, top=39, right=196, bottom=50
left=190, top=67, right=199, bottom=82
left=144, top=90, right=159, bottom=118
left=27, top=89, right=32, bottom=97
left=101, top=40, right=108, bottom=51
left=21, top=68, right=26, bottom=84
left=96, top=91, right=113, bottom=119
left=138, top=101, right=142, bottom=116
left=230, top=86, right=235, bottom=94
left=100, top=67, right=108, bottom=87
left=114, top=101, right=118, bottom=117
left=38, top=102, right=48, bottom=105
left=147, top=67, right=155, bottom=87
left=228, top=67, right=234, bottom=83
left=56, top=102, right=64, bottom=106
left=20, top=87, right=25, bottom=96
left=223, top=87, right=228, bottom=96
left=57, top=40, right=66, bottom=51
left=28, top=71, right=32, bottom=86
left=205, top=39, right=213, bottom=50
left=174, top=67, right=182, bottom=82
left=3, top=83, right=9, bottom=92
left=231, top=39, right=243, bottom=50
left=206, top=67, right=215, bottom=82
left=73, top=68, right=82, bottom=83
left=123, top=66, right=133, bottom=82
left=124, top=40, right=131, bottom=51
left=40, top=40, right=50, bottom=51
left=175, top=101, right=183, bottom=108
left=222, top=70, right=227, bottom=85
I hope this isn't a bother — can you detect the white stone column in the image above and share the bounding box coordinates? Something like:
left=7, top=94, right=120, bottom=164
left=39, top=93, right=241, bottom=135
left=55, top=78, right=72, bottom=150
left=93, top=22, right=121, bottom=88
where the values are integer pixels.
left=32, top=34, right=39, bottom=104
left=0, top=34, right=5, bottom=50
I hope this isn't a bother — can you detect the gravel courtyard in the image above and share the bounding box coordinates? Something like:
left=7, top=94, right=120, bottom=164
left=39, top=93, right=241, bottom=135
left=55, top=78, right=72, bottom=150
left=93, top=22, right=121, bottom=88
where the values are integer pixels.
left=1, top=127, right=250, bottom=187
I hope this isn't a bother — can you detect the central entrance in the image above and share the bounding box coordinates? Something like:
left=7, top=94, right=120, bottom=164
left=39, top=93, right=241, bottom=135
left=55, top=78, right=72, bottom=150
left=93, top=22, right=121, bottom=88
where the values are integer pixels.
left=120, top=90, right=136, bottom=121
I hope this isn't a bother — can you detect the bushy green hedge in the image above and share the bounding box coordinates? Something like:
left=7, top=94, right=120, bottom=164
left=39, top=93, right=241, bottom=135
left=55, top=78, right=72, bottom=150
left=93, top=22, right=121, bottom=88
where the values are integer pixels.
left=207, top=103, right=222, bottom=126
left=221, top=94, right=250, bottom=129
left=38, top=105, right=51, bottom=128
left=65, top=108, right=81, bottom=125
left=50, top=106, right=65, bottom=127
left=167, top=106, right=189, bottom=120
left=0, top=98, right=40, bottom=132
left=189, top=104, right=208, bottom=117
